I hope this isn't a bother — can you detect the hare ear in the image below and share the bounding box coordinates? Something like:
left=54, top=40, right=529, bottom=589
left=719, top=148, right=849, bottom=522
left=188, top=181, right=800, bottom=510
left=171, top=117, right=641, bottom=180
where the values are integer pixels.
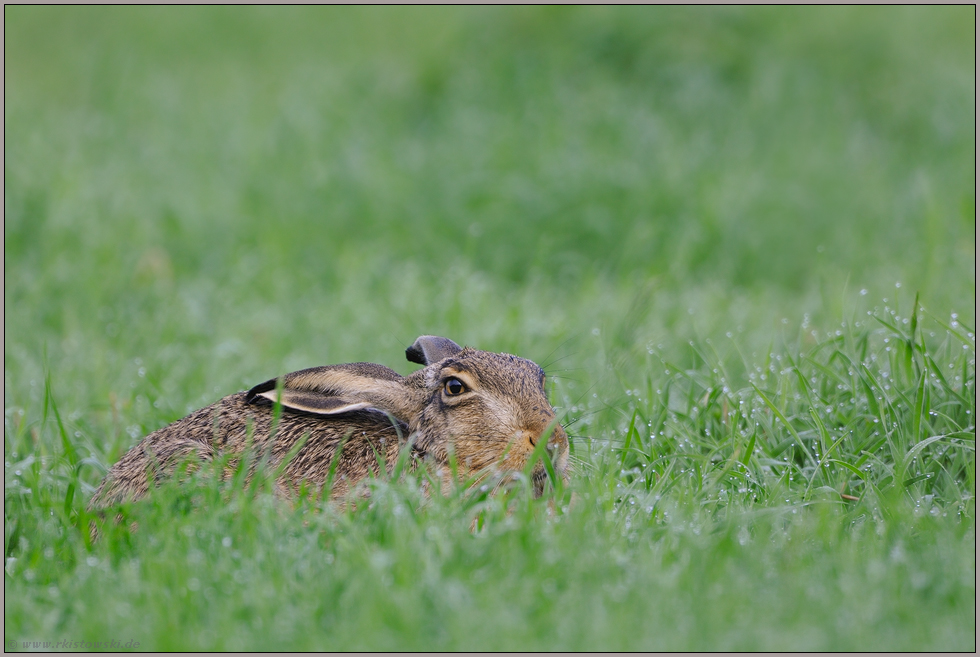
left=250, top=388, right=373, bottom=415
left=246, top=363, right=421, bottom=420
left=406, top=335, right=463, bottom=365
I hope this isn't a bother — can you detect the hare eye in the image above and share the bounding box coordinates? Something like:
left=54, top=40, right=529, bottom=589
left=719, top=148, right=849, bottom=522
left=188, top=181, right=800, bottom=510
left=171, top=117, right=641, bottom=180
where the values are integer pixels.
left=444, top=378, right=466, bottom=396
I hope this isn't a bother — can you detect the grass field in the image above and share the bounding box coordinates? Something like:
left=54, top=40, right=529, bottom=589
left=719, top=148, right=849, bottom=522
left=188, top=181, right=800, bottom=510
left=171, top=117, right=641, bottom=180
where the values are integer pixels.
left=4, top=6, right=976, bottom=651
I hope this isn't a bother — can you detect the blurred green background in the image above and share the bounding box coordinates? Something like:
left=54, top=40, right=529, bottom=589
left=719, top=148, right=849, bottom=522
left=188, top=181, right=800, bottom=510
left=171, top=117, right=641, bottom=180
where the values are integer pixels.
left=6, top=6, right=975, bottom=404
left=4, top=6, right=975, bottom=651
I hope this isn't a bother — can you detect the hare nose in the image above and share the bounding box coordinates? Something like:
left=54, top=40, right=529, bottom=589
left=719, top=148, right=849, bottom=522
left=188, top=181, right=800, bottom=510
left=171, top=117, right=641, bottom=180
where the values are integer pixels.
left=546, top=435, right=565, bottom=455
left=547, top=426, right=568, bottom=454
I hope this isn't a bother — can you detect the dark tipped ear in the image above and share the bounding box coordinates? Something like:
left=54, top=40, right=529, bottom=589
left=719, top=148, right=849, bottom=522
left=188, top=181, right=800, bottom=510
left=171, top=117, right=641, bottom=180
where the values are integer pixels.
left=406, top=335, right=463, bottom=365
left=245, top=363, right=420, bottom=420
left=246, top=377, right=279, bottom=404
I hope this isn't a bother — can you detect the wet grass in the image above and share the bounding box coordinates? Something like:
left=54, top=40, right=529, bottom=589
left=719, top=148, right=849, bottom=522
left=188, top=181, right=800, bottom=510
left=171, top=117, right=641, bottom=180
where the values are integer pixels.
left=4, top=6, right=975, bottom=651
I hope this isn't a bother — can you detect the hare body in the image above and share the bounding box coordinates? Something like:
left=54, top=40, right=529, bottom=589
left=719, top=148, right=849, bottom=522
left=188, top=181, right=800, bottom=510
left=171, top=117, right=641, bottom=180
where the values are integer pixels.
left=90, top=337, right=569, bottom=508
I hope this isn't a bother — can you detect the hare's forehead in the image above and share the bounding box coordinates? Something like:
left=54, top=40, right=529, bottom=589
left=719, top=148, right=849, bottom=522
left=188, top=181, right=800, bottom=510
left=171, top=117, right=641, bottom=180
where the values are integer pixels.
left=431, top=352, right=546, bottom=391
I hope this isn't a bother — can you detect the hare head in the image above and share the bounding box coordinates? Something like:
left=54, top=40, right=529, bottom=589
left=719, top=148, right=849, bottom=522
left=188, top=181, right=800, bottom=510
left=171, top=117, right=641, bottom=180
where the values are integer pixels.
left=246, top=335, right=570, bottom=491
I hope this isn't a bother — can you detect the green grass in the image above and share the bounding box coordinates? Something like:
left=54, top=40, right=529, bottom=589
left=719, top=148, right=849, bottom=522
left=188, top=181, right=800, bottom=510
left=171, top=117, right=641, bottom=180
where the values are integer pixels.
left=4, top=6, right=975, bottom=651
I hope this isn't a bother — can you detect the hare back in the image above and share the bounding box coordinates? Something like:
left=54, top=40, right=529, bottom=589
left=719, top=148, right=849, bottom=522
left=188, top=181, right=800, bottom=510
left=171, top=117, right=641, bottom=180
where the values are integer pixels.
left=231, top=393, right=413, bottom=498
left=90, top=392, right=412, bottom=508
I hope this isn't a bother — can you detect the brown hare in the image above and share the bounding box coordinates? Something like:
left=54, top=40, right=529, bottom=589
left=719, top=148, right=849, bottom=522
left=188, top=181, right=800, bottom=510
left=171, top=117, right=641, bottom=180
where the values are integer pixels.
left=90, top=335, right=570, bottom=508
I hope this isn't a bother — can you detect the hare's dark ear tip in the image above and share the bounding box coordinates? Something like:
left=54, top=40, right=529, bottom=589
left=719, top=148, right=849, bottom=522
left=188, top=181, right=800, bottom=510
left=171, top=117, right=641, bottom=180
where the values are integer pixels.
left=405, top=343, right=427, bottom=365
left=245, top=377, right=278, bottom=404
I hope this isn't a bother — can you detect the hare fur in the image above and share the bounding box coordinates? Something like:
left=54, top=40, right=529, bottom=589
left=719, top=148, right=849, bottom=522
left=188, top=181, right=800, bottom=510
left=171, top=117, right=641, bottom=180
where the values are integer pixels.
left=90, top=336, right=570, bottom=508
